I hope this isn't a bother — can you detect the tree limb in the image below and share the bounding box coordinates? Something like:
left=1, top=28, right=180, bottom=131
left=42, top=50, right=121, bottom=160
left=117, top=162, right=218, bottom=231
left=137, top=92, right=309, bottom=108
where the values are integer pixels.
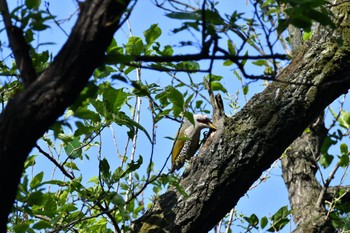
left=0, top=0, right=131, bottom=231
left=282, top=115, right=334, bottom=232
left=131, top=2, right=350, bottom=232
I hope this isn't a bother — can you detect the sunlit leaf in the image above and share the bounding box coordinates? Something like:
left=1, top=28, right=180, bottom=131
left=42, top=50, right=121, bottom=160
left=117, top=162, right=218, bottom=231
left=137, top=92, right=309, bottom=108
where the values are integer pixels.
left=144, top=24, right=162, bottom=48
left=30, top=171, right=44, bottom=189
left=64, top=137, right=82, bottom=159
left=126, top=36, right=144, bottom=56
left=267, top=206, right=290, bottom=232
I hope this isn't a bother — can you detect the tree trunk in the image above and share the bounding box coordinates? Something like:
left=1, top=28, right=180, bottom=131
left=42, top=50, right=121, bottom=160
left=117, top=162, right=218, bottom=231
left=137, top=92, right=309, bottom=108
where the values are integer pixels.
left=131, top=2, right=350, bottom=232
left=0, top=0, right=131, bottom=231
left=282, top=115, right=334, bottom=233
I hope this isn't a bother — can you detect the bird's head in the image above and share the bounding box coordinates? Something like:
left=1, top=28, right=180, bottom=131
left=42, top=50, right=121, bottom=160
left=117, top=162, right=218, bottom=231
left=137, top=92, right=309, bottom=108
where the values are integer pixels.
left=193, top=114, right=216, bottom=130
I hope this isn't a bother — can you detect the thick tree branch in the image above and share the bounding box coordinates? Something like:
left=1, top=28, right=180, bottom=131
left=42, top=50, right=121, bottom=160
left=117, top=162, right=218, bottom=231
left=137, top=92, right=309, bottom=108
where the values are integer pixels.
left=0, top=0, right=131, bottom=231
left=282, top=115, right=334, bottom=233
left=0, top=0, right=37, bottom=86
left=131, top=2, right=350, bottom=232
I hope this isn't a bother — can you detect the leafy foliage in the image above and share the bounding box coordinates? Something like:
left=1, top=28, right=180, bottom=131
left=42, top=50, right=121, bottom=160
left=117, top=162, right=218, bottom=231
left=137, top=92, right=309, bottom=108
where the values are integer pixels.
left=1, top=0, right=350, bottom=232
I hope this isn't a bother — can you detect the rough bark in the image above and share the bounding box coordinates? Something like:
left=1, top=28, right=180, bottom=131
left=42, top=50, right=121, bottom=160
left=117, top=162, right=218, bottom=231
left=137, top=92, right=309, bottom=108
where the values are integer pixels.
left=282, top=115, right=334, bottom=233
left=131, top=2, right=350, bottom=232
left=0, top=0, right=131, bottom=231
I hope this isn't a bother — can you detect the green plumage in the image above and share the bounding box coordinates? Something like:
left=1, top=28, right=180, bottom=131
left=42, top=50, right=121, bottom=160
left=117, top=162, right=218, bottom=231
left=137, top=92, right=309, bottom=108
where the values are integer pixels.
left=171, top=114, right=216, bottom=172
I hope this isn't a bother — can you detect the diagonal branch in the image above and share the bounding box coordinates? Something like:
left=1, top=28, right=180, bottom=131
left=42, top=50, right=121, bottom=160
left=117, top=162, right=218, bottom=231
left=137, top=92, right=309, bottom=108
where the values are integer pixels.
left=131, top=2, right=350, bottom=232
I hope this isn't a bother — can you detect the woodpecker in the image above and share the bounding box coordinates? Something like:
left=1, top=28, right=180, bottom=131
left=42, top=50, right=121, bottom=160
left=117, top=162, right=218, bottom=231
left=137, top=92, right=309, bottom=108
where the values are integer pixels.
left=171, top=114, right=216, bottom=172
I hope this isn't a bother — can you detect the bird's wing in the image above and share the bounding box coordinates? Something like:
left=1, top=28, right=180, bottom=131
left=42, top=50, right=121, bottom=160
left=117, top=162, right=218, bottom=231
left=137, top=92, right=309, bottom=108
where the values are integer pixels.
left=171, top=120, right=193, bottom=168
left=171, top=131, right=186, bottom=165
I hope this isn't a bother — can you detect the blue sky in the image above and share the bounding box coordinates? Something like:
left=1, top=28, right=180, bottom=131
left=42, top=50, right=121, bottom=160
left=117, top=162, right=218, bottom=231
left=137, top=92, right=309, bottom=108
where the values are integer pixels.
left=2, top=0, right=350, bottom=232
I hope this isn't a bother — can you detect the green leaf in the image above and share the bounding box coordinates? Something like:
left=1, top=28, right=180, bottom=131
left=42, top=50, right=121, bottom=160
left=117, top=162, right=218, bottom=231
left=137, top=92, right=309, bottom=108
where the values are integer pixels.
left=339, top=143, right=349, bottom=167
left=205, top=10, right=224, bottom=25
left=243, top=85, right=249, bottom=95
left=234, top=70, right=242, bottom=81
left=109, top=192, right=126, bottom=207
left=25, top=0, right=41, bottom=9
left=339, top=154, right=349, bottom=167
left=64, top=161, right=80, bottom=171
left=74, top=108, right=101, bottom=122
left=60, top=203, right=77, bottom=212
left=195, top=100, right=203, bottom=109
left=64, top=137, right=82, bottom=159
left=162, top=45, right=174, bottom=56
left=74, top=121, right=94, bottom=137
left=303, top=31, right=312, bottom=41
left=184, top=112, right=195, bottom=125
left=32, top=221, right=51, bottom=230
left=112, top=167, right=124, bottom=181
left=340, top=143, right=348, bottom=156
left=207, top=74, right=223, bottom=81
left=111, top=74, right=128, bottom=83
left=42, top=179, right=67, bottom=186
left=132, top=80, right=150, bottom=97
left=114, top=112, right=153, bottom=143
left=167, top=87, right=184, bottom=116
left=13, top=223, right=30, bottom=233
left=252, top=60, right=268, bottom=66
left=185, top=93, right=194, bottom=106
left=241, top=50, right=249, bottom=67
left=30, top=171, right=44, bottom=189
left=341, top=111, right=350, bottom=129
left=319, top=135, right=336, bottom=168
left=24, top=155, right=37, bottom=169
left=70, top=81, right=99, bottom=111
left=307, top=8, right=335, bottom=28
left=223, top=59, right=234, bottom=66
left=175, top=61, right=200, bottom=72
left=260, top=216, right=268, bottom=229
left=267, top=206, right=290, bottom=232
left=27, top=190, right=44, bottom=205
left=210, top=81, right=227, bottom=93
left=126, top=36, right=144, bottom=56
left=99, top=158, right=111, bottom=178
left=319, top=153, right=334, bottom=169
left=103, top=85, right=128, bottom=114
left=244, top=214, right=259, bottom=227
left=122, top=156, right=143, bottom=177
left=144, top=24, right=162, bottom=48
left=91, top=99, right=106, bottom=117
left=227, top=40, right=236, bottom=55
left=166, top=11, right=200, bottom=20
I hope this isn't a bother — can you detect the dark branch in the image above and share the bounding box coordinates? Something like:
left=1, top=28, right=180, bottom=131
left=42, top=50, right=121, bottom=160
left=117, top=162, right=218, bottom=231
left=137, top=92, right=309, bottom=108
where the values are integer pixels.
left=35, top=144, right=75, bottom=180
left=133, top=53, right=289, bottom=63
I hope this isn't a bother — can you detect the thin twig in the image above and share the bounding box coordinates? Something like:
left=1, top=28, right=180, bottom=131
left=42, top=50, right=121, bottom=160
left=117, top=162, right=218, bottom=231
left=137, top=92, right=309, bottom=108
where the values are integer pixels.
left=316, top=162, right=341, bottom=207
left=225, top=208, right=235, bottom=233
left=36, top=144, right=75, bottom=180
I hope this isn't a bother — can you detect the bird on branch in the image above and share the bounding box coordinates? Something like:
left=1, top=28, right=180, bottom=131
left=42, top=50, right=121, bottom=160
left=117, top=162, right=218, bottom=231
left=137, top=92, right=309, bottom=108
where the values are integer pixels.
left=171, top=114, right=216, bottom=172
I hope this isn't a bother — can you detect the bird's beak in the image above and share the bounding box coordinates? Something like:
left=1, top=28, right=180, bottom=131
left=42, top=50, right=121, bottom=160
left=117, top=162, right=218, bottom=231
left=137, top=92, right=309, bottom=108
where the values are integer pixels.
left=208, top=122, right=216, bottom=130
